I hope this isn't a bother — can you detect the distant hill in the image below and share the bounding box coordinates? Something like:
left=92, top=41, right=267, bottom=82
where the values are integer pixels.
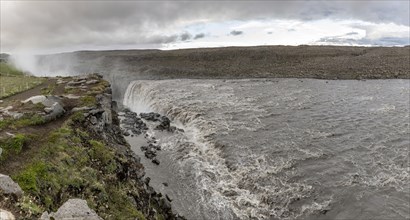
left=36, top=45, right=410, bottom=80
left=0, top=53, right=9, bottom=63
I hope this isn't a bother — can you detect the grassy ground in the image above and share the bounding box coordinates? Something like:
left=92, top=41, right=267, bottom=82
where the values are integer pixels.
left=0, top=75, right=170, bottom=220
left=0, top=76, right=45, bottom=99
left=0, top=63, right=45, bottom=99
left=0, top=62, right=24, bottom=77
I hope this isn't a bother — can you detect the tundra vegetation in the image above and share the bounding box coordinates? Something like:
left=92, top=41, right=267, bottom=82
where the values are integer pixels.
left=0, top=73, right=173, bottom=219
left=0, top=62, right=45, bottom=98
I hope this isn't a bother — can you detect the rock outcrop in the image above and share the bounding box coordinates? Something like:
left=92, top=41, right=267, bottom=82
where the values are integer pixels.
left=0, top=209, right=15, bottom=220
left=40, top=199, right=102, bottom=220
left=0, top=174, right=22, bottom=198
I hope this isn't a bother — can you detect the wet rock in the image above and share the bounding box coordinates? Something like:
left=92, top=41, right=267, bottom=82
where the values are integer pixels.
left=144, top=177, right=151, bottom=186
left=145, top=150, right=156, bottom=159
left=43, top=199, right=102, bottom=220
left=121, top=118, right=135, bottom=125
left=0, top=174, right=23, bottom=198
left=162, top=182, right=169, bottom=187
left=0, top=209, right=15, bottom=220
left=104, top=87, right=112, bottom=94
left=140, top=112, right=161, bottom=121
left=222, top=190, right=239, bottom=197
left=152, top=158, right=160, bottom=165
left=162, top=198, right=172, bottom=210
left=90, top=116, right=98, bottom=125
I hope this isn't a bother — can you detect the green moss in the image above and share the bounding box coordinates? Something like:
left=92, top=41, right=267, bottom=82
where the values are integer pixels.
left=13, top=161, right=48, bottom=193
left=80, top=96, right=97, bottom=107
left=1, top=114, right=46, bottom=130
left=0, top=134, right=29, bottom=161
left=89, top=140, right=115, bottom=165
left=19, top=195, right=44, bottom=216
left=103, top=184, right=145, bottom=220
left=10, top=113, right=150, bottom=219
left=0, top=118, right=12, bottom=129
left=34, top=102, right=46, bottom=111
left=13, top=115, right=46, bottom=128
left=41, top=84, right=56, bottom=95
left=71, top=111, right=86, bottom=123
left=155, top=213, right=166, bottom=220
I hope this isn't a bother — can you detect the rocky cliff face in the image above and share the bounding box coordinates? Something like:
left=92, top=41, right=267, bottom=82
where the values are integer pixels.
left=0, top=74, right=183, bottom=219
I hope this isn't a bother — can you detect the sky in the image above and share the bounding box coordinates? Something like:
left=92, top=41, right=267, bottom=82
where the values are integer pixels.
left=1, top=0, right=409, bottom=54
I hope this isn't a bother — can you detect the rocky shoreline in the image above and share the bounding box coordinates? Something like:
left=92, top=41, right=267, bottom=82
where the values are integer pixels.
left=0, top=74, right=184, bottom=219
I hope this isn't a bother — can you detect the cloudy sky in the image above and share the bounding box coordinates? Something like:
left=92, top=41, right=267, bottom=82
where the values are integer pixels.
left=1, top=1, right=409, bottom=54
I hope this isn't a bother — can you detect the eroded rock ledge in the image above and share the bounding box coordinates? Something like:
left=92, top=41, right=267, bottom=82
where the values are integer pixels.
left=0, top=74, right=183, bottom=219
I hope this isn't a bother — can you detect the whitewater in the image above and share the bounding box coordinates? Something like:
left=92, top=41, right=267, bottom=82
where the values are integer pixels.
left=123, top=78, right=409, bottom=220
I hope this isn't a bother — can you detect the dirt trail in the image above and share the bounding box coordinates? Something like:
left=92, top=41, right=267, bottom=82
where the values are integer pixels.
left=0, top=78, right=71, bottom=174
left=0, top=79, right=56, bottom=107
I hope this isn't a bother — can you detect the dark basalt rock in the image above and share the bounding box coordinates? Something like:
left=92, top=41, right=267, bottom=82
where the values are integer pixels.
left=152, top=158, right=160, bottom=165
left=140, top=112, right=161, bottom=121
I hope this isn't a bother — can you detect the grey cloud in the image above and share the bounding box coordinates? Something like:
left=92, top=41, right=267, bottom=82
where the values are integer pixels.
left=194, top=33, right=206, bottom=40
left=1, top=1, right=409, bottom=52
left=180, top=33, right=192, bottom=41
left=317, top=35, right=410, bottom=46
left=230, top=30, right=243, bottom=36
left=267, top=32, right=273, bottom=35
left=346, top=32, right=359, bottom=35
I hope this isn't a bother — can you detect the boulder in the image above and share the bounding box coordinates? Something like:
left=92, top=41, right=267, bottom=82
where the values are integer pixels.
left=75, top=75, right=89, bottom=81
left=22, top=95, right=63, bottom=108
left=44, top=102, right=65, bottom=121
left=86, top=80, right=99, bottom=85
left=7, top=111, right=24, bottom=120
left=67, top=81, right=83, bottom=87
left=42, top=199, right=102, bottom=220
left=0, top=174, right=23, bottom=198
left=0, top=209, right=15, bottom=220
left=43, top=96, right=62, bottom=107
left=152, top=158, right=160, bottom=165
left=71, top=106, right=94, bottom=113
left=56, top=79, right=66, bottom=85
left=63, top=94, right=81, bottom=99
left=22, top=95, right=47, bottom=104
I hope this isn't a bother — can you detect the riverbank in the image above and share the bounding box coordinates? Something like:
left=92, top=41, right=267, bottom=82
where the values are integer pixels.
left=0, top=74, right=182, bottom=219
